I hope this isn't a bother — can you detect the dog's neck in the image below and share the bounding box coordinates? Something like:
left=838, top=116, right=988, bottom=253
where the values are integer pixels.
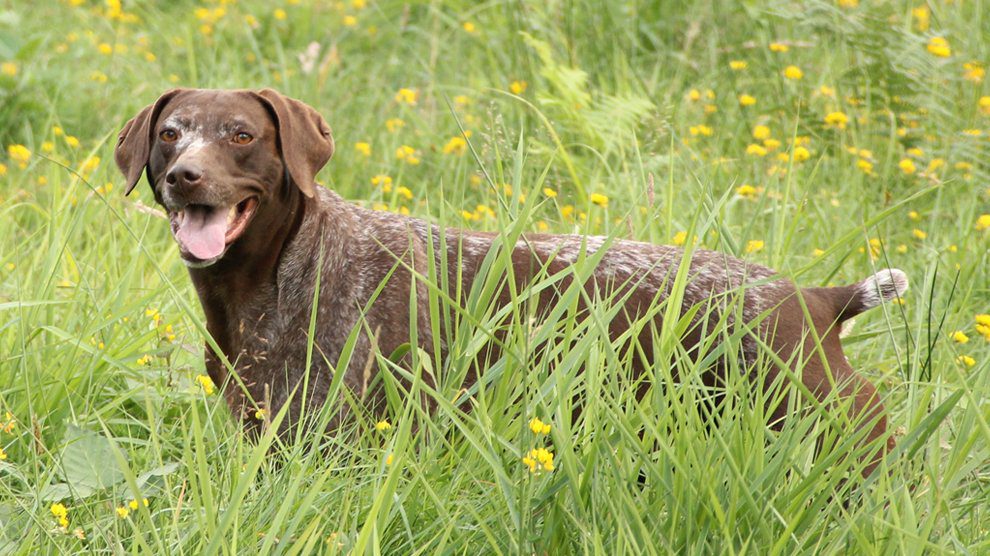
left=186, top=187, right=360, bottom=364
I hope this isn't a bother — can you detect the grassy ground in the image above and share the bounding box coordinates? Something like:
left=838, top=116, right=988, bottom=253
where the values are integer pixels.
left=1, top=0, right=989, bottom=553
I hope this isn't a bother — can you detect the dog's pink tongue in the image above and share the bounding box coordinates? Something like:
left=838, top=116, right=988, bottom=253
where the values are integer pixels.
left=175, top=206, right=227, bottom=260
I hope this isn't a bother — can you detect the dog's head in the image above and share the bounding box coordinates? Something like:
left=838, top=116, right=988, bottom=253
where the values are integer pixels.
left=114, top=88, right=334, bottom=267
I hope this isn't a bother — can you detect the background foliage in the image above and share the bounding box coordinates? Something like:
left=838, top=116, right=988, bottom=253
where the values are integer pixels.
left=1, top=0, right=989, bottom=552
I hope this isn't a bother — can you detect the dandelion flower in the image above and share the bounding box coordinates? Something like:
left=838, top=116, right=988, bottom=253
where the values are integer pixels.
left=354, top=142, right=371, bottom=156
left=442, top=136, right=468, bottom=155
left=752, top=125, right=771, bottom=140
left=769, top=42, right=789, bottom=53
left=274, top=8, right=287, bottom=20
left=375, top=419, right=391, bottom=431
left=738, top=94, right=756, bottom=107
left=729, top=60, right=748, bottom=71
left=791, top=146, right=811, bottom=162
left=783, top=65, right=803, bottom=80
left=911, top=228, right=927, bottom=240
left=898, top=158, right=916, bottom=174
left=590, top=193, right=608, bottom=207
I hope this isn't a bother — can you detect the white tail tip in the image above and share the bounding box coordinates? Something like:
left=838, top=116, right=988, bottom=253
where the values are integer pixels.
left=857, top=268, right=909, bottom=309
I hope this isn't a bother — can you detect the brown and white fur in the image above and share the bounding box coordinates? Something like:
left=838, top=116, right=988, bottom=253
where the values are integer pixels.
left=114, top=88, right=906, bottom=477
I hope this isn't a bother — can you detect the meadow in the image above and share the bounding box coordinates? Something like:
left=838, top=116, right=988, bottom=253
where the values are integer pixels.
left=1, top=0, right=989, bottom=553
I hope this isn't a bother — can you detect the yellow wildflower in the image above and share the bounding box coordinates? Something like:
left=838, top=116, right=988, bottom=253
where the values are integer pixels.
left=735, top=184, right=759, bottom=198
left=522, top=447, right=555, bottom=473
left=688, top=124, right=713, bottom=136
left=738, top=94, right=756, bottom=107
left=818, top=85, right=836, bottom=98
left=528, top=417, right=551, bottom=435
left=672, top=231, right=688, bottom=246
left=975, top=214, right=990, bottom=231
left=0, top=62, right=16, bottom=77
left=926, top=37, right=951, bottom=58
left=744, top=240, right=764, bottom=254
left=783, top=65, right=803, bottom=80
left=128, top=498, right=149, bottom=510
left=979, top=96, right=990, bottom=116
left=385, top=118, right=404, bottom=133
left=394, top=88, right=417, bottom=105
left=375, top=419, right=391, bottom=431
left=396, top=186, right=413, bottom=200
left=51, top=503, right=69, bottom=528
left=255, top=408, right=267, bottom=420
left=395, top=145, right=420, bottom=164
left=342, top=15, right=358, bottom=27
left=898, top=158, right=916, bottom=174
left=136, top=354, right=152, bottom=366
left=792, top=146, right=811, bottom=162
left=509, top=80, right=528, bottom=95
left=729, top=60, right=748, bottom=71
left=195, top=374, right=215, bottom=395
left=912, top=5, right=930, bottom=32
left=590, top=193, right=609, bottom=208
left=354, top=142, right=371, bottom=156
left=7, top=144, right=30, bottom=168
left=543, top=187, right=557, bottom=198
left=769, top=42, right=789, bottom=53
left=964, top=62, right=985, bottom=83
left=911, top=228, right=927, bottom=240
left=462, top=21, right=476, bottom=33
left=957, top=355, right=976, bottom=368
left=952, top=331, right=970, bottom=344
left=745, top=144, right=767, bottom=157
left=0, top=447, right=6, bottom=460
left=752, top=125, right=771, bottom=140
left=274, top=8, right=287, bottom=20
left=687, top=88, right=701, bottom=102
left=763, top=138, right=782, bottom=151
left=824, top=111, right=848, bottom=130
left=837, top=0, right=858, bottom=7
left=857, top=158, right=874, bottom=175
left=116, top=506, right=129, bottom=518
left=442, top=136, right=468, bottom=155
left=64, top=135, right=80, bottom=148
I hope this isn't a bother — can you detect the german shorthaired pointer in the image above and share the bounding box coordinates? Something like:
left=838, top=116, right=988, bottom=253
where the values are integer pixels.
left=115, top=88, right=906, bottom=476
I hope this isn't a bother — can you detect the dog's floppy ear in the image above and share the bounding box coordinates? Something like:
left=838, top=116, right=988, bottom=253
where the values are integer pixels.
left=114, top=88, right=186, bottom=195
left=253, top=88, right=334, bottom=197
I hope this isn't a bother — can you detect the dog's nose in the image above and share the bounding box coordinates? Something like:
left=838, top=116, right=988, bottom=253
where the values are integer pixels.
left=166, top=162, right=204, bottom=188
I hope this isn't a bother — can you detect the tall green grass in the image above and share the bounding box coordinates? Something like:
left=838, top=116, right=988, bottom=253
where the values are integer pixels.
left=1, top=0, right=989, bottom=552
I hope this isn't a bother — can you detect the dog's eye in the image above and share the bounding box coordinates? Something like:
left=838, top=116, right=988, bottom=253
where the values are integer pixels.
left=159, top=129, right=179, bottom=142
left=233, top=132, right=254, bottom=145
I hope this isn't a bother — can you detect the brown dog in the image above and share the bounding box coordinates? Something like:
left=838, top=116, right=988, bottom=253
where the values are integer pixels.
left=114, top=88, right=906, bottom=476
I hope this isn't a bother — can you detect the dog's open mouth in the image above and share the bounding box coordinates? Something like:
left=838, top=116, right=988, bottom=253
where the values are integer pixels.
left=169, top=197, right=258, bottom=264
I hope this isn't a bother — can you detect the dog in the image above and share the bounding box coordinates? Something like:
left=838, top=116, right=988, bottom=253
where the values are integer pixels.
left=114, top=88, right=906, bottom=476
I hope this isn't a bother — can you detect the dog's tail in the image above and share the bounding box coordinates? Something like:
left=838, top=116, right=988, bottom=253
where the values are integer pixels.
left=815, top=268, right=909, bottom=323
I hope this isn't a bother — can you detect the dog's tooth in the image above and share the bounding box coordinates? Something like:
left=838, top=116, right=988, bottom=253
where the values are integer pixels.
left=227, top=205, right=238, bottom=224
